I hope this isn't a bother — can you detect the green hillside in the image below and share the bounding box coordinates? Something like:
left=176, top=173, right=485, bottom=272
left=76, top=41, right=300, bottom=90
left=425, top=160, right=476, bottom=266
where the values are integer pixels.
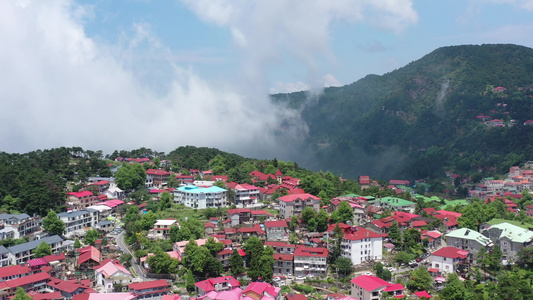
left=272, top=44, right=533, bottom=182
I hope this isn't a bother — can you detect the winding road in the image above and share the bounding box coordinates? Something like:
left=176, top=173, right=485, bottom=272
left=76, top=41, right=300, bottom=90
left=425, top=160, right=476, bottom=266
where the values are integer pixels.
left=116, top=230, right=146, bottom=280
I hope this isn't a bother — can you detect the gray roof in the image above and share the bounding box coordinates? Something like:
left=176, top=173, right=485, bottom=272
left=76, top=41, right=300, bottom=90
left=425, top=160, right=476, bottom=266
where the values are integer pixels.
left=0, top=245, right=8, bottom=255
left=96, top=221, right=112, bottom=226
left=58, top=209, right=97, bottom=218
left=0, top=213, right=30, bottom=220
left=7, top=235, right=63, bottom=254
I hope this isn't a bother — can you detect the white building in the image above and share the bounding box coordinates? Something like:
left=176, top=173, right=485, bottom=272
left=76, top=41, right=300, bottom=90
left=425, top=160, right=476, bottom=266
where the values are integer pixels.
left=174, top=185, right=228, bottom=209
left=351, top=275, right=405, bottom=300
left=340, top=227, right=384, bottom=265
left=7, top=235, right=64, bottom=265
left=57, top=209, right=99, bottom=237
left=293, top=246, right=328, bottom=277
left=430, top=247, right=470, bottom=274
left=149, top=219, right=179, bottom=239
left=94, top=260, right=133, bottom=292
left=0, top=213, right=41, bottom=239
left=231, top=183, right=261, bottom=208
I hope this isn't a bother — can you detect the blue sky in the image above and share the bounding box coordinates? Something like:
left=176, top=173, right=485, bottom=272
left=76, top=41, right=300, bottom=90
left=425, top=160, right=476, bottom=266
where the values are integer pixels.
left=1, top=0, right=533, bottom=156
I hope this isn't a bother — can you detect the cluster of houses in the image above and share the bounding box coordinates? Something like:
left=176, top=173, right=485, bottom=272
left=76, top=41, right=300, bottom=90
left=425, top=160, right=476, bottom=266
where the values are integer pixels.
left=470, top=166, right=533, bottom=200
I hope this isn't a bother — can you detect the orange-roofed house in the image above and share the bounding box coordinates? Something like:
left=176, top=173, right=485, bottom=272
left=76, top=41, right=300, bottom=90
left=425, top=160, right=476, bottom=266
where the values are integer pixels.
left=278, top=194, right=321, bottom=219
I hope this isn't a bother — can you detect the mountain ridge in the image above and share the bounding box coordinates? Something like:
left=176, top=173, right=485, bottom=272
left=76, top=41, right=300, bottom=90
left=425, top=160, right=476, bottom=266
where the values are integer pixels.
left=272, top=44, right=533, bottom=182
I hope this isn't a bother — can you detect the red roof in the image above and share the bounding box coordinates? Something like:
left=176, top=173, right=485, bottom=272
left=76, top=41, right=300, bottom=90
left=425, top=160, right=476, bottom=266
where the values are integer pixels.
left=413, top=291, right=431, bottom=298
left=293, top=246, right=328, bottom=257
left=251, top=210, right=272, bottom=216
left=0, top=265, right=31, bottom=278
left=217, top=249, right=233, bottom=256
left=145, top=169, right=172, bottom=175
left=3, top=272, right=51, bottom=288
left=383, top=283, right=404, bottom=292
left=227, top=208, right=251, bottom=215
left=431, top=247, right=469, bottom=259
left=273, top=254, right=293, bottom=261
left=129, top=279, right=170, bottom=291
left=243, top=282, right=279, bottom=298
left=350, top=275, right=390, bottom=291
left=343, top=227, right=385, bottom=241
left=286, top=294, right=308, bottom=300
left=66, top=191, right=93, bottom=198
left=428, top=268, right=439, bottom=273
left=264, top=220, right=288, bottom=228
left=195, top=276, right=240, bottom=292
left=275, top=169, right=283, bottom=176
left=278, top=193, right=320, bottom=203
left=412, top=221, right=427, bottom=227
left=205, top=222, right=215, bottom=228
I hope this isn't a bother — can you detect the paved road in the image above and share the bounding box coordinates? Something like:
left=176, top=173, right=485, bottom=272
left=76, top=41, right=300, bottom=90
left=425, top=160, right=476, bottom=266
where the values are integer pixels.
left=117, top=231, right=146, bottom=280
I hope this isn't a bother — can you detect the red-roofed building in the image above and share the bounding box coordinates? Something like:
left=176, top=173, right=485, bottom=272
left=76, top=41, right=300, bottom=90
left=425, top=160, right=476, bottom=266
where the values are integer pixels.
left=430, top=247, right=470, bottom=274
left=0, top=265, right=32, bottom=282
left=389, top=180, right=410, bottom=186
left=0, top=272, right=51, bottom=299
left=77, top=246, right=101, bottom=268
left=216, top=249, right=234, bottom=268
left=242, top=282, right=280, bottom=300
left=265, top=241, right=296, bottom=254
left=31, top=291, right=63, bottom=300
left=350, top=275, right=396, bottom=300
left=128, top=280, right=170, bottom=299
left=332, top=225, right=385, bottom=265
left=66, top=191, right=98, bottom=209
left=145, top=169, right=172, bottom=188
left=285, top=293, right=308, bottom=300
left=94, top=260, right=132, bottom=293
left=251, top=210, right=273, bottom=223
left=227, top=208, right=252, bottom=226
left=359, top=176, right=371, bottom=189
left=293, top=246, right=328, bottom=277
left=175, top=174, right=194, bottom=185
left=231, top=183, right=260, bottom=207
left=413, top=290, right=431, bottom=299
left=237, top=225, right=266, bottom=243
left=278, top=194, right=321, bottom=219
left=382, top=283, right=405, bottom=298
left=46, top=277, right=90, bottom=299
left=264, top=221, right=289, bottom=242
left=273, top=253, right=294, bottom=276
left=194, top=276, right=240, bottom=296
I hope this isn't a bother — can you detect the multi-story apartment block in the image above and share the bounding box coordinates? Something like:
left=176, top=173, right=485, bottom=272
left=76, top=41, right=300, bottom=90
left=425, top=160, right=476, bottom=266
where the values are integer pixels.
left=273, top=254, right=293, bottom=276
left=145, top=169, right=172, bottom=188
left=480, top=222, right=533, bottom=263
left=0, top=246, right=9, bottom=267
left=430, top=247, right=470, bottom=274
left=278, top=194, right=321, bottom=219
left=293, top=246, right=328, bottom=277
left=57, top=209, right=99, bottom=237
left=0, top=214, right=41, bottom=239
left=338, top=226, right=384, bottom=265
left=66, top=191, right=99, bottom=210
left=174, top=185, right=228, bottom=209
left=7, top=235, right=64, bottom=265
left=231, top=183, right=260, bottom=207
left=445, top=227, right=492, bottom=259
left=264, top=221, right=289, bottom=242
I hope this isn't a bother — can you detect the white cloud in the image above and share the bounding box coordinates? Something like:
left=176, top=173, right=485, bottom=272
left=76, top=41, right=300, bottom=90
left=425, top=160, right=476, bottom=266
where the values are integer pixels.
left=180, top=0, right=418, bottom=91
left=323, top=74, right=342, bottom=88
left=0, top=0, right=418, bottom=156
left=0, top=0, right=280, bottom=155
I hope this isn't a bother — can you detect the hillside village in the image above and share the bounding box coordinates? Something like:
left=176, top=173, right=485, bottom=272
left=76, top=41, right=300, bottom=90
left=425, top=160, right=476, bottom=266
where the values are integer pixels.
left=2, top=150, right=533, bottom=300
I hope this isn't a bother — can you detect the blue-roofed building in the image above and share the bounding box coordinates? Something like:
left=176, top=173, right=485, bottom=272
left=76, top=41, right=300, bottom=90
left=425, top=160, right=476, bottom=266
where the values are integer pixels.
left=174, top=185, right=228, bottom=209
left=7, top=235, right=64, bottom=265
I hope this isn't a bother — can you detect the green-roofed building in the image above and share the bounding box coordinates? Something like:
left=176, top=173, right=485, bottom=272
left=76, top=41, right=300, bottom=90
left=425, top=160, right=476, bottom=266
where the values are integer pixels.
left=440, top=199, right=470, bottom=210
left=485, top=219, right=533, bottom=230
left=445, top=227, right=492, bottom=258
left=368, top=197, right=416, bottom=213
left=481, top=221, right=533, bottom=263
left=343, top=194, right=360, bottom=198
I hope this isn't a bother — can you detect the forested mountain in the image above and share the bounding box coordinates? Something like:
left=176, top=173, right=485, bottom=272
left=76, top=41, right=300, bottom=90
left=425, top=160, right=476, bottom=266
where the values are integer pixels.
left=272, top=44, right=533, bottom=182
